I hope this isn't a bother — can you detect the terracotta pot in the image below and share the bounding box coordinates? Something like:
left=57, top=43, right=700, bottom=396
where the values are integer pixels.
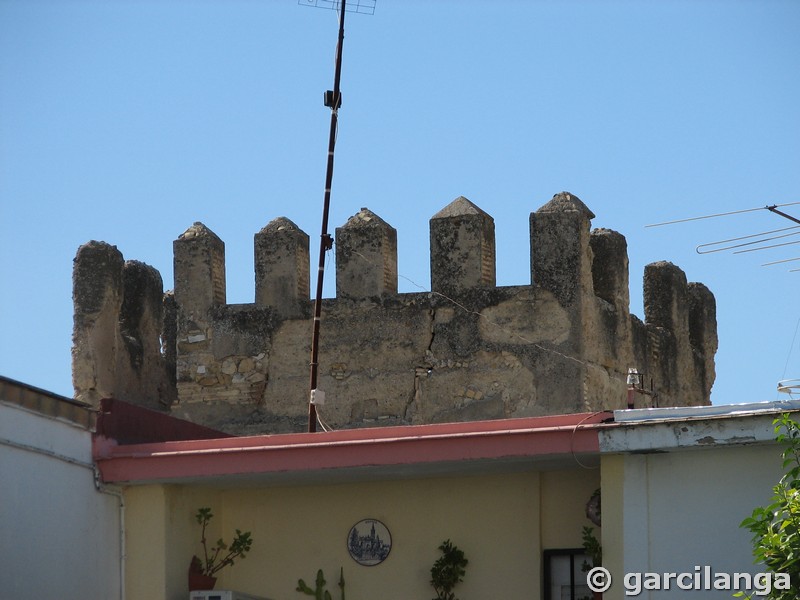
left=188, top=557, right=217, bottom=591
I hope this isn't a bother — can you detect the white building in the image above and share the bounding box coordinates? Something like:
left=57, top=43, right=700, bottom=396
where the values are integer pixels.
left=0, top=376, right=122, bottom=600
left=600, top=401, right=798, bottom=599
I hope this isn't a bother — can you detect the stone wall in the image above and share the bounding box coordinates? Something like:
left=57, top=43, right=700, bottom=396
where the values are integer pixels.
left=72, top=192, right=717, bottom=434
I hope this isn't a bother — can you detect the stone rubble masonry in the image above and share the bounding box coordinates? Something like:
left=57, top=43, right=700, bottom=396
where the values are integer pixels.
left=72, top=192, right=717, bottom=435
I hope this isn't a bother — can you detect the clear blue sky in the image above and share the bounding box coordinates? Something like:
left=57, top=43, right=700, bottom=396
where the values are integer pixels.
left=1, top=0, right=798, bottom=406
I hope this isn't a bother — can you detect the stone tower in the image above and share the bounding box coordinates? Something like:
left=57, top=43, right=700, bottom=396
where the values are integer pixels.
left=72, top=192, right=717, bottom=435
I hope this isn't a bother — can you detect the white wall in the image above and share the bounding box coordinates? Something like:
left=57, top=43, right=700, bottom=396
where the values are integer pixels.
left=0, top=400, right=122, bottom=600
left=602, top=443, right=783, bottom=600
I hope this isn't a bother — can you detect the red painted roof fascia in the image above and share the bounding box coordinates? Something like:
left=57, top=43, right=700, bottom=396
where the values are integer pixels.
left=96, top=398, right=232, bottom=444
left=95, top=411, right=609, bottom=484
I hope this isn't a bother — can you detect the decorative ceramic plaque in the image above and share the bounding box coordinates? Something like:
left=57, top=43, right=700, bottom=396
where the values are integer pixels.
left=347, top=518, right=392, bottom=566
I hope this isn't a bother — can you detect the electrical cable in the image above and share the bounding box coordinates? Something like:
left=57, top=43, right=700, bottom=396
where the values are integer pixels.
left=570, top=411, right=611, bottom=470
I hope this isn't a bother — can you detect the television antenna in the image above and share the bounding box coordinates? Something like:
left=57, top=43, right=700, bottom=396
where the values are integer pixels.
left=300, top=0, right=375, bottom=432
left=649, top=201, right=800, bottom=393
left=299, top=0, right=376, bottom=15
left=647, top=202, right=800, bottom=271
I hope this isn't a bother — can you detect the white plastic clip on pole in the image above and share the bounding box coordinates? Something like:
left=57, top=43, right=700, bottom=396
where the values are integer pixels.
left=310, top=389, right=326, bottom=406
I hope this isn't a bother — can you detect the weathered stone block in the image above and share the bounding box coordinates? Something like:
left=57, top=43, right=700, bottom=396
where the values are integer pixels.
left=335, top=208, right=397, bottom=299
left=644, top=261, right=689, bottom=335
left=255, top=217, right=309, bottom=317
left=590, top=228, right=629, bottom=309
left=530, top=192, right=595, bottom=309
left=173, top=222, right=226, bottom=317
left=72, top=242, right=174, bottom=409
left=430, top=197, right=495, bottom=296
left=72, top=241, right=124, bottom=406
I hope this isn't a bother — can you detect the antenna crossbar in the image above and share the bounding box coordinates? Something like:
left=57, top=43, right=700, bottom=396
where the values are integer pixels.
left=299, top=0, right=376, bottom=15
left=696, top=226, right=800, bottom=254
left=646, top=201, right=800, bottom=228
left=649, top=201, right=800, bottom=273
left=734, top=238, right=800, bottom=255
left=763, top=257, right=800, bottom=267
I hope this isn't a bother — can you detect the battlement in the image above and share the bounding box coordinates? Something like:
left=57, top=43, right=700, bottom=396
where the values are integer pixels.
left=72, top=192, right=717, bottom=434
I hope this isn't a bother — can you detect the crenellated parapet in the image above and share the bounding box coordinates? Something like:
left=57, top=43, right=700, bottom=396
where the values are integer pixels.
left=72, top=192, right=717, bottom=434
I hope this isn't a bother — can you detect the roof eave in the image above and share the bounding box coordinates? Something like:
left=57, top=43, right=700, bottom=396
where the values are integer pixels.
left=94, top=411, right=610, bottom=485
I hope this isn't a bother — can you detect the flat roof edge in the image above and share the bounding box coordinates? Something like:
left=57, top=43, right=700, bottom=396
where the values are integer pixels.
left=0, top=375, right=94, bottom=429
left=613, top=399, right=800, bottom=424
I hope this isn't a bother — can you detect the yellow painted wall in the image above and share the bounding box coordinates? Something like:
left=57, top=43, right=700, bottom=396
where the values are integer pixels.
left=219, top=473, right=540, bottom=599
left=599, top=455, right=624, bottom=600
left=540, top=469, right=601, bottom=549
left=125, top=484, right=222, bottom=600
left=125, top=486, right=168, bottom=600
left=125, top=469, right=595, bottom=600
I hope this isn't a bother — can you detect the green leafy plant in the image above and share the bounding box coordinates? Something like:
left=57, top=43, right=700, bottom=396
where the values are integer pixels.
left=296, top=568, right=345, bottom=600
left=430, top=539, right=468, bottom=600
left=737, top=414, right=800, bottom=599
left=193, top=507, right=254, bottom=577
left=581, top=526, right=602, bottom=571
left=582, top=488, right=602, bottom=571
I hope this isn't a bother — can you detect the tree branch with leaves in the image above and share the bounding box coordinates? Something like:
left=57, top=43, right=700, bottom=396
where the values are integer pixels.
left=738, top=414, right=800, bottom=599
left=193, top=507, right=253, bottom=578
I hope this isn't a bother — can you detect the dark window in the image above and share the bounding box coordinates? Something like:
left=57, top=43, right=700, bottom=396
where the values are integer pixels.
left=543, top=548, right=592, bottom=600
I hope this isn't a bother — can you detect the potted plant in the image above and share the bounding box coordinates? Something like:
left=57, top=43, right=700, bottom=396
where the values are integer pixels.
left=430, top=539, right=468, bottom=600
left=188, top=507, right=254, bottom=591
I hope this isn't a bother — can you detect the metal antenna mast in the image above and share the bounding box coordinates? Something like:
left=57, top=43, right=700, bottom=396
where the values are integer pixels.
left=300, top=0, right=375, bottom=432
